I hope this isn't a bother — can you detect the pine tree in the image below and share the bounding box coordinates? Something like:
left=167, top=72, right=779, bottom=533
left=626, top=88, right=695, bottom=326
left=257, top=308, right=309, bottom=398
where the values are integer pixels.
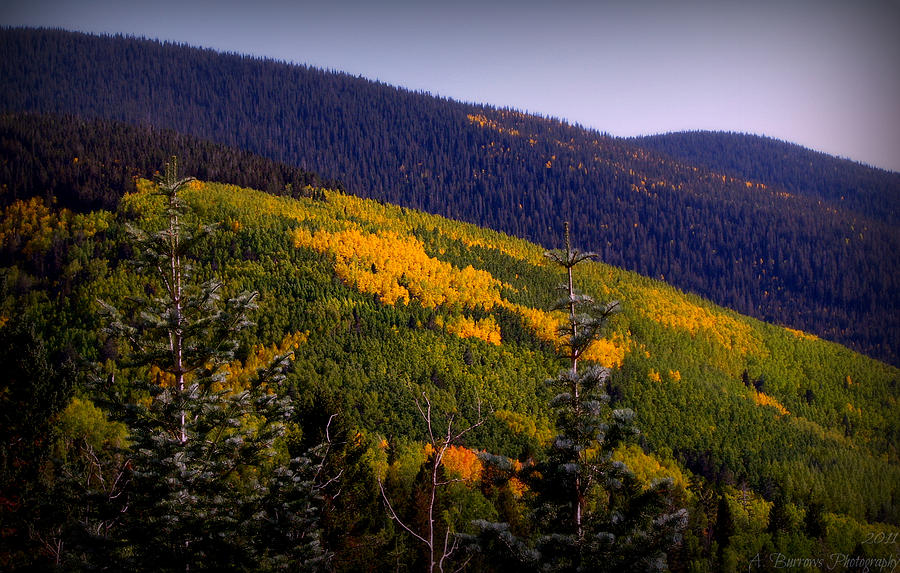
left=766, top=493, right=792, bottom=540
left=714, top=493, right=736, bottom=569
left=803, top=500, right=827, bottom=539
left=472, top=223, right=687, bottom=571
left=533, top=223, right=686, bottom=571
left=96, top=159, right=328, bottom=570
left=714, top=494, right=735, bottom=549
left=541, top=222, right=623, bottom=539
left=0, top=318, right=79, bottom=567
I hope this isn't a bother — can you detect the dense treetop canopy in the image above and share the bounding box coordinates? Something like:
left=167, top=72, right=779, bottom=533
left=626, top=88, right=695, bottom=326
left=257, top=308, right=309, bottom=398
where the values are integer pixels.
left=1, top=28, right=897, bottom=365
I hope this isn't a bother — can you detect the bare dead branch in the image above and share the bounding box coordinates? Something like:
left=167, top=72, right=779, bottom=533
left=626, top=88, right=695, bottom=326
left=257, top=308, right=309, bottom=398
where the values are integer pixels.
left=378, top=477, right=429, bottom=546
left=451, top=554, right=473, bottom=573
left=378, top=390, right=487, bottom=572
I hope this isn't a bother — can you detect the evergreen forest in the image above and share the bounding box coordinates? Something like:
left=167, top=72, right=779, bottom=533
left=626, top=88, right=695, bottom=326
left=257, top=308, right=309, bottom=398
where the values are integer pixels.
left=1, top=28, right=897, bottom=366
left=1, top=26, right=899, bottom=572
left=1, top=160, right=898, bottom=569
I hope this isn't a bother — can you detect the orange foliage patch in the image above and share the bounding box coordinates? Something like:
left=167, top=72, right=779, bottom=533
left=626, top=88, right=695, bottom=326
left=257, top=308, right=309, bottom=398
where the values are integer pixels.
left=441, top=445, right=482, bottom=485
left=467, top=114, right=521, bottom=137
left=223, top=330, right=309, bottom=391
left=146, top=330, right=309, bottom=394
left=507, top=477, right=527, bottom=498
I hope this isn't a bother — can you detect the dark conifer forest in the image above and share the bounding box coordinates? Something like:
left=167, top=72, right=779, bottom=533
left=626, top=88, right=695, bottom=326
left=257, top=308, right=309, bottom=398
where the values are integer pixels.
left=1, top=28, right=897, bottom=365
left=0, top=112, right=336, bottom=213
left=1, top=26, right=900, bottom=571
left=630, top=131, right=898, bottom=225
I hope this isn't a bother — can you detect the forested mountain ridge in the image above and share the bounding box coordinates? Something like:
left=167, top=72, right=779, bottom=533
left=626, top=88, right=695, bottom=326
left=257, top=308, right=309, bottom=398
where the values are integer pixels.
left=2, top=171, right=898, bottom=568
left=0, top=112, right=338, bottom=213
left=1, top=27, right=897, bottom=366
left=630, top=130, right=900, bottom=224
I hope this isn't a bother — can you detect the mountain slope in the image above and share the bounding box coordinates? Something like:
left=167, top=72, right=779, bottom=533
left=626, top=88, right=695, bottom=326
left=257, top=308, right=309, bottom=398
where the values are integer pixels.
left=0, top=112, right=337, bottom=212
left=3, top=169, right=898, bottom=567
left=1, top=28, right=898, bottom=366
left=630, top=130, right=900, bottom=223
left=3, top=175, right=897, bottom=519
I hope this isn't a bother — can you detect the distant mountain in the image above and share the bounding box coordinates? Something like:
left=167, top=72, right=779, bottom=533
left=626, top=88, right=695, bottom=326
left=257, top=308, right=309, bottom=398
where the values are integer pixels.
left=1, top=28, right=897, bottom=365
left=630, top=130, right=899, bottom=223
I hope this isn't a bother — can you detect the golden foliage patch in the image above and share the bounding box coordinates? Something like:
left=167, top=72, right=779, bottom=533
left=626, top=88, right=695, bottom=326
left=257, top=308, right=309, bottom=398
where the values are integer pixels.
left=502, top=303, right=629, bottom=368
left=751, top=390, right=790, bottom=416
left=0, top=197, right=111, bottom=255
left=634, top=284, right=764, bottom=357
left=445, top=314, right=502, bottom=345
left=292, top=226, right=505, bottom=310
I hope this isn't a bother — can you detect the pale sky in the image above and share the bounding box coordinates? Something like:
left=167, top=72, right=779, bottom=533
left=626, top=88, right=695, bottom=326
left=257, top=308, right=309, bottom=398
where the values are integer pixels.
left=3, top=0, right=899, bottom=172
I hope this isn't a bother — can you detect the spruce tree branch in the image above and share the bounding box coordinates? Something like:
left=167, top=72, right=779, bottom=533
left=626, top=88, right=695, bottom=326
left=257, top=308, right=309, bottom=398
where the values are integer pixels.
left=200, top=389, right=248, bottom=466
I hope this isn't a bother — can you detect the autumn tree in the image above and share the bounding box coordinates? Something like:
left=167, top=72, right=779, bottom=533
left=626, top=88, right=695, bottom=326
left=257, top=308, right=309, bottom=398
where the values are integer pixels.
left=379, top=391, right=484, bottom=573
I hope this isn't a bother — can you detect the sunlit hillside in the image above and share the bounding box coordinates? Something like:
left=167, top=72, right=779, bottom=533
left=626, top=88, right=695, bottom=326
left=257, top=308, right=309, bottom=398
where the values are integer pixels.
left=3, top=175, right=896, bottom=568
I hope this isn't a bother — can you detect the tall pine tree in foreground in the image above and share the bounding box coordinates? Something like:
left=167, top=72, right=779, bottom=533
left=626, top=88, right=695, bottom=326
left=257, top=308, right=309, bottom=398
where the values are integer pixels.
left=97, top=159, right=328, bottom=571
left=473, top=223, right=686, bottom=571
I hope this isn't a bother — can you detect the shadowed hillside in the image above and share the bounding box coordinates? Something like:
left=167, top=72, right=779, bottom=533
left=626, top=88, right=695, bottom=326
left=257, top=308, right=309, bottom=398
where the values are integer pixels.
left=630, top=130, right=899, bottom=223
